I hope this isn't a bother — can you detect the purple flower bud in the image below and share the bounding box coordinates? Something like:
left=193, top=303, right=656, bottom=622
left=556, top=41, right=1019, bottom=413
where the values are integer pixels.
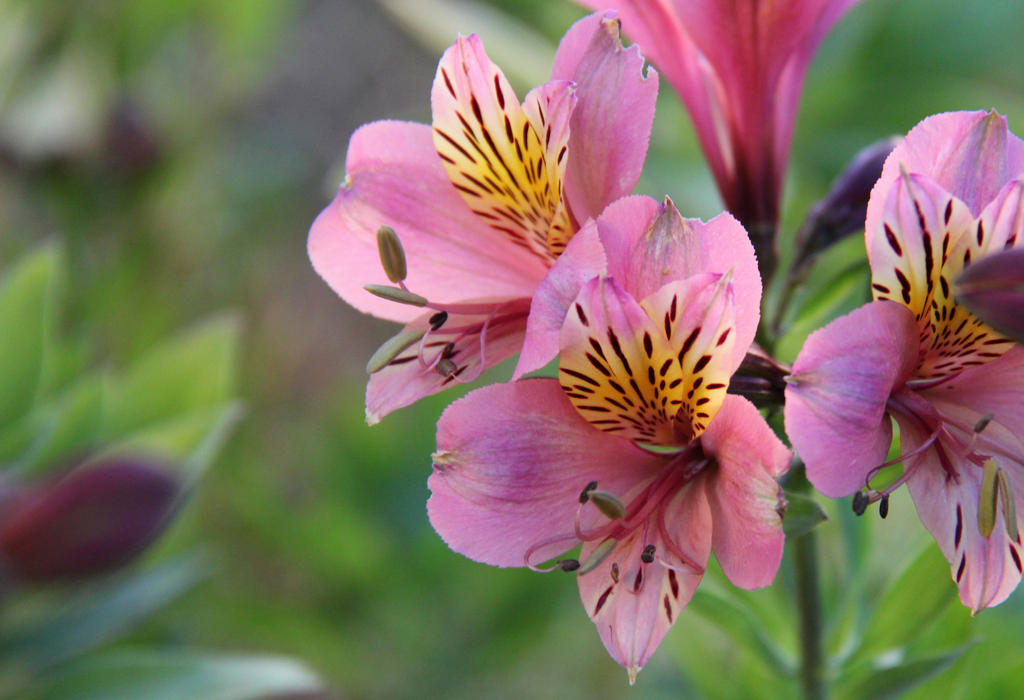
left=0, top=458, right=179, bottom=582
left=792, top=136, right=903, bottom=277
left=955, top=248, right=1024, bottom=344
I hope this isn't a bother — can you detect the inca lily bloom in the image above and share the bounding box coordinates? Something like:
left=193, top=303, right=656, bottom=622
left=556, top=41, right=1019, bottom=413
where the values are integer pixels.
left=307, top=12, right=657, bottom=423
left=428, top=199, right=789, bottom=679
left=574, top=0, right=860, bottom=273
left=785, top=111, right=1024, bottom=611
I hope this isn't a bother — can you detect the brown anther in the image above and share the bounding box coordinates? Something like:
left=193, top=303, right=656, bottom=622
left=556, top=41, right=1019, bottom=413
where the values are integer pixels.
left=852, top=491, right=869, bottom=516
left=441, top=342, right=456, bottom=359
left=376, top=225, right=408, bottom=283
left=429, top=311, right=448, bottom=331
left=641, top=544, right=656, bottom=563
left=610, top=562, right=619, bottom=582
left=878, top=494, right=890, bottom=519
left=974, top=413, right=995, bottom=434
left=557, top=559, right=580, bottom=572
left=436, top=358, right=458, bottom=377
left=579, top=480, right=598, bottom=504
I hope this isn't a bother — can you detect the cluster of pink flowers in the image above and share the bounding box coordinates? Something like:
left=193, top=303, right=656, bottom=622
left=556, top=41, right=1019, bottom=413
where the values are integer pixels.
left=308, top=1, right=1024, bottom=681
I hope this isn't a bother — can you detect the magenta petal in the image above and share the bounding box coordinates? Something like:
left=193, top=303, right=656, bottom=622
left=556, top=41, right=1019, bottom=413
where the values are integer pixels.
left=785, top=301, right=919, bottom=497
left=578, top=480, right=710, bottom=679
left=867, top=111, right=1024, bottom=240
left=597, top=196, right=761, bottom=367
left=515, top=224, right=607, bottom=379
left=701, top=396, right=789, bottom=589
left=552, top=12, right=659, bottom=223
left=365, top=298, right=531, bottom=424
left=308, top=120, right=548, bottom=323
left=427, top=380, right=663, bottom=568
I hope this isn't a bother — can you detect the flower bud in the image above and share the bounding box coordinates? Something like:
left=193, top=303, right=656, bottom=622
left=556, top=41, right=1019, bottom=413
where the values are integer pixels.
left=791, top=136, right=902, bottom=276
left=955, top=248, right=1024, bottom=344
left=0, top=458, right=179, bottom=582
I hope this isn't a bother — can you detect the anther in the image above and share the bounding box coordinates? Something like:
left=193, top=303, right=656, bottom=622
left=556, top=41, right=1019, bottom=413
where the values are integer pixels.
left=376, top=226, right=408, bottom=283
left=578, top=538, right=617, bottom=575
left=366, top=329, right=426, bottom=374
left=641, top=544, right=656, bottom=564
left=436, top=358, right=458, bottom=377
left=579, top=481, right=598, bottom=504
left=878, top=494, right=890, bottom=519
left=852, top=491, right=869, bottom=516
left=557, top=559, right=580, bottom=572
left=441, top=342, right=456, bottom=359
left=429, top=311, right=448, bottom=331
left=996, top=468, right=1018, bottom=541
left=588, top=490, right=627, bottom=520
left=610, top=562, right=619, bottom=582
left=974, top=413, right=994, bottom=434
left=364, top=284, right=428, bottom=307
left=979, top=459, right=999, bottom=538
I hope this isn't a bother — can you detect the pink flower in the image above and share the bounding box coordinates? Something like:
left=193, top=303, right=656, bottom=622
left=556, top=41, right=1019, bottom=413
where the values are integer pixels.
left=307, top=13, right=657, bottom=423
left=785, top=111, right=1024, bottom=611
left=574, top=0, right=860, bottom=259
left=428, top=197, right=789, bottom=679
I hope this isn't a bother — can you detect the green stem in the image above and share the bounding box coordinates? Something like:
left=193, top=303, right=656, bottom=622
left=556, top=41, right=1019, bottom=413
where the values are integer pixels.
left=793, top=512, right=826, bottom=700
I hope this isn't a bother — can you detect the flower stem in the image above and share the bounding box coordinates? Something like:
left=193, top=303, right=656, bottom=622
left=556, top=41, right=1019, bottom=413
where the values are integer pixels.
left=793, top=524, right=826, bottom=700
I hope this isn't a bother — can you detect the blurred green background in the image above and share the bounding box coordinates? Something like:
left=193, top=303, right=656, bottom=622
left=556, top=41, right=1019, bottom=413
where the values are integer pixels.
left=4, top=0, right=1024, bottom=697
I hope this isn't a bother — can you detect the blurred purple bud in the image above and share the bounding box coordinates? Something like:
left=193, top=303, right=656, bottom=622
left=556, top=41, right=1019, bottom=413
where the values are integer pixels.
left=792, top=136, right=902, bottom=276
left=955, top=248, right=1024, bottom=343
left=104, top=100, right=160, bottom=175
left=0, top=458, right=179, bottom=582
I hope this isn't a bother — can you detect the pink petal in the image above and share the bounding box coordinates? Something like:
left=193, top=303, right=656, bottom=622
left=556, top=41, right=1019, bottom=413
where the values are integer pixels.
left=578, top=479, right=710, bottom=680
left=597, top=196, right=761, bottom=369
left=867, top=111, right=1024, bottom=241
left=365, top=298, right=530, bottom=424
left=902, top=420, right=1024, bottom=612
left=785, top=301, right=919, bottom=497
left=700, top=395, right=790, bottom=589
left=427, top=379, right=663, bottom=568
left=956, top=248, right=1024, bottom=344
left=308, top=120, right=548, bottom=322
left=551, top=11, right=659, bottom=224
left=514, top=223, right=607, bottom=379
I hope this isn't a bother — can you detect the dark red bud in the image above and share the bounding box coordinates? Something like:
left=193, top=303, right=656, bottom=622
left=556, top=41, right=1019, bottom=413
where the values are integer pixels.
left=0, top=458, right=179, bottom=582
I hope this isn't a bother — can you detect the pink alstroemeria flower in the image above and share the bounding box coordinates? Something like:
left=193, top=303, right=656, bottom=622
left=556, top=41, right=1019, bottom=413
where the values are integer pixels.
left=308, top=12, right=657, bottom=423
left=429, top=198, right=789, bottom=679
left=575, top=0, right=860, bottom=264
left=785, top=111, right=1024, bottom=611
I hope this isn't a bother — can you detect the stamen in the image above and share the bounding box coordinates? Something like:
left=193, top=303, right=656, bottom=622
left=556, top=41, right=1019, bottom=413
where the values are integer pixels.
left=852, top=491, right=869, bottom=516
left=441, top=342, right=456, bottom=359
left=579, top=480, right=598, bottom=504
left=979, top=459, right=999, bottom=538
left=641, top=544, right=656, bottom=563
left=366, top=329, right=426, bottom=374
left=997, top=467, right=1019, bottom=541
left=557, top=559, right=580, bottom=572
left=436, top=358, right=458, bottom=377
left=610, top=562, right=620, bottom=582
left=974, top=413, right=994, bottom=433
left=878, top=494, right=890, bottom=519
left=364, top=284, right=428, bottom=307
left=578, top=538, right=617, bottom=575
left=588, top=490, right=627, bottom=520
left=428, top=311, right=448, bottom=331
left=376, top=225, right=408, bottom=283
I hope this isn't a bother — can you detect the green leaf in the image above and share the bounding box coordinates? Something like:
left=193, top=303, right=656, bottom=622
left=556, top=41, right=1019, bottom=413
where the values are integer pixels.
left=0, top=245, right=61, bottom=428
left=782, top=490, right=830, bottom=539
left=27, top=649, right=322, bottom=700
left=687, top=588, right=795, bottom=675
left=99, top=314, right=240, bottom=442
left=839, top=645, right=971, bottom=700
left=854, top=544, right=955, bottom=659
left=0, top=553, right=206, bottom=674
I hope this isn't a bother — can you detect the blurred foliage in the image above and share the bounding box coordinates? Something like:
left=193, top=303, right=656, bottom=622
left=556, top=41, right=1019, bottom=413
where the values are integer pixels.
left=3, top=0, right=1024, bottom=698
